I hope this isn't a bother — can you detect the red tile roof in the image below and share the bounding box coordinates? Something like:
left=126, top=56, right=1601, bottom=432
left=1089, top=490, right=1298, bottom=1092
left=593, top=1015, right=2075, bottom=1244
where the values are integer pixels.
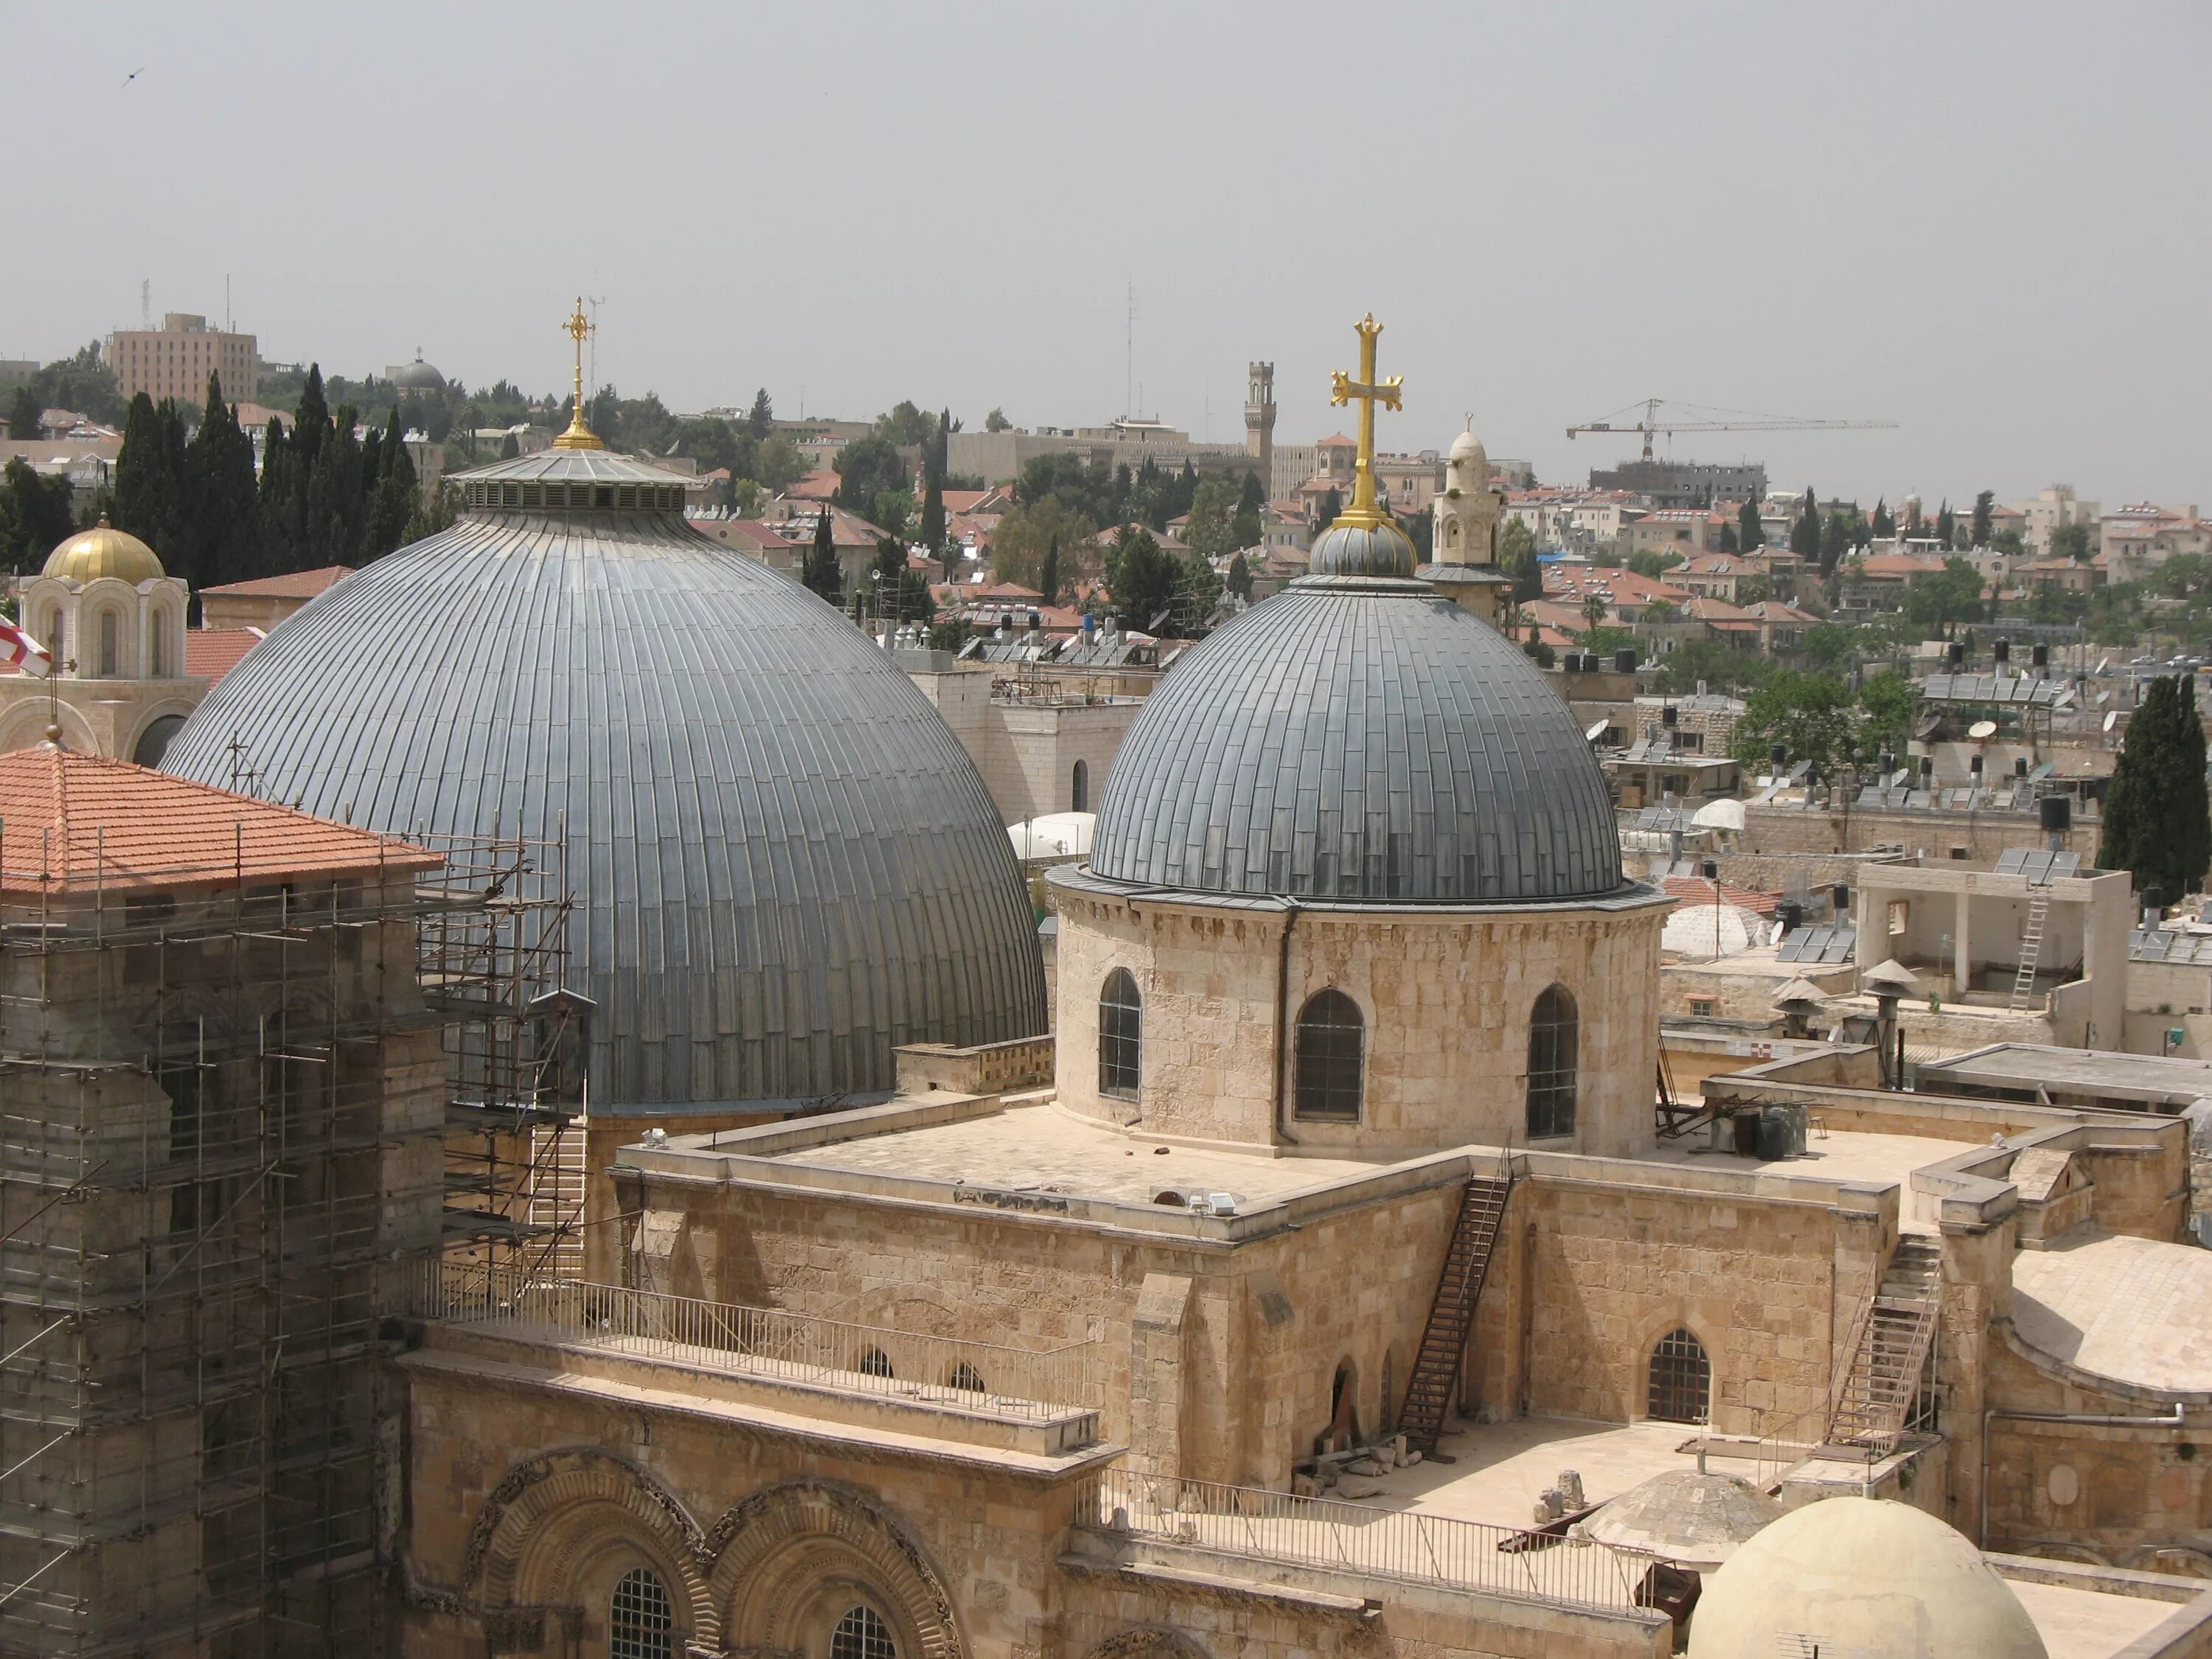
left=186, top=628, right=262, bottom=683
left=1663, top=875, right=1780, bottom=916
left=198, top=565, right=355, bottom=599
left=0, top=747, right=441, bottom=897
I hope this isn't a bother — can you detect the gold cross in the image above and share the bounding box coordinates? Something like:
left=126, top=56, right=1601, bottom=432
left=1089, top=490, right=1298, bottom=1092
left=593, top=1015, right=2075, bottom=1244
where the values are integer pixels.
left=552, top=296, right=605, bottom=451
left=1328, top=313, right=1403, bottom=529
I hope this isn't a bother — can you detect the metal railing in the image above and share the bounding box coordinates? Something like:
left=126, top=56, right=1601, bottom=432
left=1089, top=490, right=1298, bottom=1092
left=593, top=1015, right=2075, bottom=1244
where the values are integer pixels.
left=1088, top=1467, right=1641, bottom=1613
left=420, top=1261, right=1096, bottom=1422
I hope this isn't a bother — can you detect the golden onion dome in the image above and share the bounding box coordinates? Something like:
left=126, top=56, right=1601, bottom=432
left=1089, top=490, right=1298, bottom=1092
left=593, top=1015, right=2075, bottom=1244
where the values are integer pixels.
left=44, top=518, right=165, bottom=585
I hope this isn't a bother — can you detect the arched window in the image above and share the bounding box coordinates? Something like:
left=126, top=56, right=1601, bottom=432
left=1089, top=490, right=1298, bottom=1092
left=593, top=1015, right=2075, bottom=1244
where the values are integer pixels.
left=609, top=1566, right=674, bottom=1659
left=97, top=610, right=118, bottom=678
left=832, top=1604, right=897, bottom=1659
left=1646, top=1327, right=1711, bottom=1423
left=1099, top=968, right=1141, bottom=1099
left=1525, top=985, right=1579, bottom=1139
left=149, top=614, right=167, bottom=678
left=1071, top=759, right=1089, bottom=813
left=1293, top=989, right=1364, bottom=1121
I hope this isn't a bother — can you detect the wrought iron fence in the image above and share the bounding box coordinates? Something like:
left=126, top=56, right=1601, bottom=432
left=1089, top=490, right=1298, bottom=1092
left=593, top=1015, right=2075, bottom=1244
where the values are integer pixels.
left=1088, top=1467, right=1641, bottom=1613
left=421, top=1260, right=1096, bottom=1421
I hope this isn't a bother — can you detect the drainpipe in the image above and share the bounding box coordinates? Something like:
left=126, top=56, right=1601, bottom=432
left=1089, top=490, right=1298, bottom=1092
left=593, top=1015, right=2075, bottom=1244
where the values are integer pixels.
left=1273, top=900, right=1304, bottom=1147
left=1979, top=1402, right=2186, bottom=1548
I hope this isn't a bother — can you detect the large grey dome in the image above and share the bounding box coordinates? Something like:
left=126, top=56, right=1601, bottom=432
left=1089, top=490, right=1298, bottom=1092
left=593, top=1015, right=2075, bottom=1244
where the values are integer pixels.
left=1088, top=575, right=1626, bottom=904
left=164, top=451, right=1046, bottom=1113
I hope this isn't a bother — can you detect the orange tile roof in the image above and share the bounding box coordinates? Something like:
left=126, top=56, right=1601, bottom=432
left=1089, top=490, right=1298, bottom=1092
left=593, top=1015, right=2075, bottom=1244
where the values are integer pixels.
left=186, top=628, right=262, bottom=683
left=0, top=747, right=441, bottom=897
left=1663, top=875, right=1780, bottom=916
left=198, top=565, right=355, bottom=598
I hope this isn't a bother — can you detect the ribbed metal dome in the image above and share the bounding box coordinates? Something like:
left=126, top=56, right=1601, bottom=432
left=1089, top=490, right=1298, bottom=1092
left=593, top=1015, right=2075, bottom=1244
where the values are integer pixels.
left=164, top=456, right=1046, bottom=1112
left=1087, top=575, right=1626, bottom=904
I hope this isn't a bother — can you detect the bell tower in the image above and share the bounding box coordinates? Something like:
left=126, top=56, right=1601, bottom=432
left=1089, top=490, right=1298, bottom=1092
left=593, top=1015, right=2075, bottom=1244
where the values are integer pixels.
left=1243, top=361, right=1276, bottom=497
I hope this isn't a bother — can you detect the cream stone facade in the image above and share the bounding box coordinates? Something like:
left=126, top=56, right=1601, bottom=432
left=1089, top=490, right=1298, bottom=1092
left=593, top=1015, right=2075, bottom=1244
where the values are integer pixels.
left=909, top=665, right=1140, bottom=825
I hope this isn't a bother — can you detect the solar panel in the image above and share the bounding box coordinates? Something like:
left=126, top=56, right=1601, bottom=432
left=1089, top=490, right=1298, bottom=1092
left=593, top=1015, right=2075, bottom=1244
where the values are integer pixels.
left=1777, top=924, right=1857, bottom=964
left=1995, top=848, right=2029, bottom=874
left=1997, top=848, right=2084, bottom=883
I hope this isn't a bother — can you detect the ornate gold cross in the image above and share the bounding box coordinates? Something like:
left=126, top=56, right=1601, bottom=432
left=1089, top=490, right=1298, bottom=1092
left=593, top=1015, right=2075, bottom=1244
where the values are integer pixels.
left=552, top=296, right=605, bottom=451
left=1328, top=313, right=1402, bottom=528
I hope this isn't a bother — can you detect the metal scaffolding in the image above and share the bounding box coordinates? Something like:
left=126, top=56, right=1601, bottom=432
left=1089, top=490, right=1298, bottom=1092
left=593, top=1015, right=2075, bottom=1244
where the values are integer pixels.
left=0, top=826, right=580, bottom=1657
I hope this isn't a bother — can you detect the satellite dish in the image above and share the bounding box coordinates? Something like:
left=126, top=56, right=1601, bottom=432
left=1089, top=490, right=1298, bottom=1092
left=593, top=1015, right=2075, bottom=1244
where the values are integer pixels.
left=2096, top=657, right=2112, bottom=675
left=1968, top=719, right=1999, bottom=740
left=2096, top=691, right=2110, bottom=706
left=1585, top=719, right=1610, bottom=742
left=2104, top=711, right=2119, bottom=733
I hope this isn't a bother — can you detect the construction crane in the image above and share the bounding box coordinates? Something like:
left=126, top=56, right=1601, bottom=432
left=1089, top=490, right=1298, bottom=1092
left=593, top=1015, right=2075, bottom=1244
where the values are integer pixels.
left=1566, top=397, right=1896, bottom=462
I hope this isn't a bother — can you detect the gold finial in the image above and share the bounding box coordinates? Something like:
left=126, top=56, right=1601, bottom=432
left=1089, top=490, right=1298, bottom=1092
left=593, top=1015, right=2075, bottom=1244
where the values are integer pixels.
left=1326, top=313, right=1404, bottom=530
left=552, top=296, right=605, bottom=451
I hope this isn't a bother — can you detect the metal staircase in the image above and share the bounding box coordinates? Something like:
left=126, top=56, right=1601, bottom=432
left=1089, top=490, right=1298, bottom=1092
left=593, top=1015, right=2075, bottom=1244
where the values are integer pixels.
left=1826, top=1235, right=1941, bottom=1453
left=2008, top=892, right=2051, bottom=1012
left=1397, top=1170, right=1514, bottom=1455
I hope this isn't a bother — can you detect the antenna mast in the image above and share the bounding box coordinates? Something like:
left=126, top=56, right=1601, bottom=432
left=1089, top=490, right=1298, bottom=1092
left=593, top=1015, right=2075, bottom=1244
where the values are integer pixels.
left=585, top=296, right=605, bottom=396
left=140, top=279, right=150, bottom=330
left=1124, top=278, right=1135, bottom=419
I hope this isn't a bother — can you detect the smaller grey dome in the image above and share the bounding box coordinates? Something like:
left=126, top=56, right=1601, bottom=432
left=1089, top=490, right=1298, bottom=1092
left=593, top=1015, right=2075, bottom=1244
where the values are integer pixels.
left=1308, top=518, right=1415, bottom=578
left=388, top=352, right=446, bottom=392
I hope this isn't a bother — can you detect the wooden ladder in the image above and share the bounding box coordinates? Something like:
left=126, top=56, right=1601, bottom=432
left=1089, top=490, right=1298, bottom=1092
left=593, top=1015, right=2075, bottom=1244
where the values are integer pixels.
left=2008, top=892, right=2051, bottom=1012
left=1397, top=1170, right=1514, bottom=1456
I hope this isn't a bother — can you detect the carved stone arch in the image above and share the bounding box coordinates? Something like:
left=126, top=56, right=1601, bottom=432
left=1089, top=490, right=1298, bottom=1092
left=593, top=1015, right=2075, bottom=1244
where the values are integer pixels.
left=467, top=1447, right=714, bottom=1638
left=1088, top=1629, right=1208, bottom=1659
left=708, top=1478, right=964, bottom=1659
left=0, top=700, right=96, bottom=757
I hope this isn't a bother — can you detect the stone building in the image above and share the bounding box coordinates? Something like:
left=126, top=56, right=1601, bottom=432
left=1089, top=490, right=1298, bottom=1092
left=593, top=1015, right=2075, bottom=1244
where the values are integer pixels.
left=104, top=311, right=260, bottom=406
left=0, top=520, right=208, bottom=763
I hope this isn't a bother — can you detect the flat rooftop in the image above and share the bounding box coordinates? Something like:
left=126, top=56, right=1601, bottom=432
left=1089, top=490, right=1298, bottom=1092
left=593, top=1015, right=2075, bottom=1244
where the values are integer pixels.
left=2013, top=1231, right=2212, bottom=1394
left=1643, top=1125, right=1971, bottom=1217
left=1919, top=1042, right=2212, bottom=1107
left=762, top=1099, right=1395, bottom=1208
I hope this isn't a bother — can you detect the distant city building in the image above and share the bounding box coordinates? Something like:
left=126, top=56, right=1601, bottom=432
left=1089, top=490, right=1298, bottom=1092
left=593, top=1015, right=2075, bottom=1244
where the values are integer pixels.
left=1588, top=456, right=1767, bottom=509
left=105, top=313, right=260, bottom=406
left=2017, top=484, right=2100, bottom=556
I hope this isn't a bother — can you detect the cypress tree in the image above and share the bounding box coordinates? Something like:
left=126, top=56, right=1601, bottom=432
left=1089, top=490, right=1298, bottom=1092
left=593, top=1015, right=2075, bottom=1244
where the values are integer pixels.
left=1935, top=500, right=1956, bottom=549
left=1871, top=497, right=1894, bottom=538
left=1790, top=485, right=1820, bottom=560
left=803, top=507, right=842, bottom=601
left=2100, top=675, right=2212, bottom=897
left=186, top=372, right=262, bottom=589
left=1971, top=490, right=1994, bottom=549
left=919, top=420, right=946, bottom=553
left=1737, top=498, right=1763, bottom=550
left=1039, top=538, right=1060, bottom=608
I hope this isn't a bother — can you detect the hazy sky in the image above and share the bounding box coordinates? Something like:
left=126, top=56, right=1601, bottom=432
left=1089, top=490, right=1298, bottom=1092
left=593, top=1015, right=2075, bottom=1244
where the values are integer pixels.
left=5, top=1, right=2207, bottom=507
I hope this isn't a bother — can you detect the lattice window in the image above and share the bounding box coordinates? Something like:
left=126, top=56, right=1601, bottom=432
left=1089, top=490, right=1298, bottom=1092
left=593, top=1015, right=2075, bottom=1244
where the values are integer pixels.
left=1099, top=968, right=1141, bottom=1099
left=946, top=1362, right=986, bottom=1394
left=1525, top=985, right=1579, bottom=1139
left=609, top=1566, right=674, bottom=1659
left=1293, top=989, right=1364, bottom=1121
left=1646, top=1327, right=1711, bottom=1424
left=832, top=1604, right=897, bottom=1659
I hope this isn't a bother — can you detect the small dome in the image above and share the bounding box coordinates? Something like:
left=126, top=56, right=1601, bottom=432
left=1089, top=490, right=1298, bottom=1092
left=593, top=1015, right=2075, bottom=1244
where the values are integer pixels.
left=1579, top=1470, right=1783, bottom=1571
left=1088, top=577, right=1625, bottom=905
left=44, top=518, right=164, bottom=585
left=1449, top=428, right=1487, bottom=463
left=389, top=352, right=446, bottom=392
left=1308, top=518, right=1416, bottom=579
left=1689, top=1497, right=2047, bottom=1659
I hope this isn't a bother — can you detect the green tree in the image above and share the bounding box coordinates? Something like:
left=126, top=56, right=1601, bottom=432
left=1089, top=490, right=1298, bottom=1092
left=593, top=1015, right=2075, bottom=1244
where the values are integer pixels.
left=1903, top=557, right=1988, bottom=635
left=1731, top=669, right=1858, bottom=773
left=757, top=435, right=806, bottom=491
left=1989, top=528, right=2024, bottom=554
left=1717, top=522, right=1739, bottom=554
left=1500, top=517, right=1542, bottom=602
left=984, top=408, right=1012, bottom=433
left=874, top=400, right=934, bottom=445
left=1738, top=499, right=1764, bottom=550
left=185, top=372, right=264, bottom=586
left=1790, top=487, right=1820, bottom=562
left=113, top=392, right=188, bottom=565
left=802, top=509, right=842, bottom=601
left=5, top=385, right=41, bottom=441
left=1179, top=549, right=1223, bottom=630
left=1627, top=549, right=1684, bottom=579
left=1658, top=639, right=1767, bottom=697
left=1935, top=500, right=1957, bottom=549
left=1857, top=669, right=1919, bottom=757
left=1871, top=498, right=1894, bottom=538
left=990, top=501, right=1095, bottom=590
left=2051, top=522, right=2094, bottom=563
left=1819, top=511, right=1852, bottom=576
left=917, top=411, right=947, bottom=552
left=0, top=456, right=77, bottom=571
left=1580, top=591, right=1609, bottom=637
left=1315, top=486, right=1343, bottom=528
left=2100, top=675, right=2211, bottom=896
left=1104, top=526, right=1180, bottom=633
left=1226, top=551, right=1252, bottom=599
left=833, top=434, right=908, bottom=523
left=926, top=616, right=973, bottom=653
left=1801, top=621, right=1857, bottom=672
left=1970, top=490, right=1994, bottom=549
left=27, top=342, right=125, bottom=425
left=499, top=431, right=521, bottom=460
left=870, top=490, right=911, bottom=541
left=1038, top=539, right=1061, bottom=607
left=747, top=388, right=773, bottom=439
left=1185, top=474, right=1239, bottom=560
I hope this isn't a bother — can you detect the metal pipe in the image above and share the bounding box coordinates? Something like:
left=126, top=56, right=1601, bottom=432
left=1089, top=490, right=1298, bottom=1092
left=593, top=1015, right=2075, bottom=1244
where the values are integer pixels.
left=1980, top=1402, right=2186, bottom=1547
left=1272, top=900, right=1304, bottom=1145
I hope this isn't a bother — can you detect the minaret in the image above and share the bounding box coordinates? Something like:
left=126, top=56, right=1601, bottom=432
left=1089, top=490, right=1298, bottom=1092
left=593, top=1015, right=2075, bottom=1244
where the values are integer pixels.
left=1422, top=424, right=1512, bottom=624
left=1244, top=361, right=1275, bottom=497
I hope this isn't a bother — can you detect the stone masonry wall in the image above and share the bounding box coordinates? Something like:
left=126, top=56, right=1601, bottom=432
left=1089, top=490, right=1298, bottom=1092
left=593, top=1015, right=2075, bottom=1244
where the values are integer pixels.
left=1049, top=881, right=1669, bottom=1158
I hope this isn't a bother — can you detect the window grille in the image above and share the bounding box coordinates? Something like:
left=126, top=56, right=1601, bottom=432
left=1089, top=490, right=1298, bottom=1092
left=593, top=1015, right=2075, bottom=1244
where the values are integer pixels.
left=946, top=1362, right=986, bottom=1394
left=858, top=1347, right=894, bottom=1378
left=1525, top=986, right=1579, bottom=1138
left=1293, top=989, right=1364, bottom=1121
left=610, top=1566, right=674, bottom=1659
left=1646, top=1327, right=1711, bottom=1423
left=1099, top=969, right=1141, bottom=1099
left=832, top=1605, right=897, bottom=1659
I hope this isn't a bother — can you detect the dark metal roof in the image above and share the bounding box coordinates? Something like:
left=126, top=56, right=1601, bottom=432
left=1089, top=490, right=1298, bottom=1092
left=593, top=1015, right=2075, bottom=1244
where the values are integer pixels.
left=1086, top=576, right=1628, bottom=904
left=164, top=505, right=1046, bottom=1113
left=1308, top=521, right=1417, bottom=579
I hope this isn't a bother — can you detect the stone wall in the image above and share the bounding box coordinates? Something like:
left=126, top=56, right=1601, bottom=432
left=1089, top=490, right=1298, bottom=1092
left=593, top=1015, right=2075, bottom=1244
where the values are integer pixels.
left=1048, top=879, right=1669, bottom=1158
left=1741, top=801, right=2098, bottom=862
